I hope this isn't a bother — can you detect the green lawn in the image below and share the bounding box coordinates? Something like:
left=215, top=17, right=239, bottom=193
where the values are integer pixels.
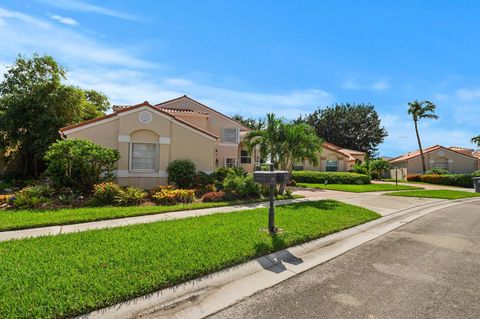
left=384, top=189, right=480, bottom=200
left=0, top=200, right=379, bottom=318
left=297, top=183, right=423, bottom=193
left=0, top=195, right=299, bottom=232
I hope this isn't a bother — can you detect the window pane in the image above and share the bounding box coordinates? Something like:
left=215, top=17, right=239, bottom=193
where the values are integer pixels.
left=326, top=160, right=338, bottom=172
left=222, top=128, right=238, bottom=143
left=131, top=143, right=156, bottom=170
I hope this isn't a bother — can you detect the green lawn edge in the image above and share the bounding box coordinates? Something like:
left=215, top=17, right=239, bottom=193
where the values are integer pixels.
left=297, top=183, right=423, bottom=193
left=0, top=200, right=380, bottom=318
left=384, top=189, right=480, bottom=200
left=0, top=195, right=302, bottom=232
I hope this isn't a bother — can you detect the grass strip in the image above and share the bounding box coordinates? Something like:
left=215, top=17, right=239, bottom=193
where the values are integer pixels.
left=0, top=195, right=300, bottom=232
left=384, top=189, right=480, bottom=200
left=0, top=200, right=379, bottom=318
left=297, top=183, right=423, bottom=193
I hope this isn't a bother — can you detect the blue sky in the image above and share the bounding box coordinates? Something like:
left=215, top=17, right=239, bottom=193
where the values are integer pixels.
left=1, top=0, right=479, bottom=156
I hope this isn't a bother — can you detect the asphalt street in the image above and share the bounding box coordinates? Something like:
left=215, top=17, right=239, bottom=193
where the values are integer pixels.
left=209, top=201, right=480, bottom=319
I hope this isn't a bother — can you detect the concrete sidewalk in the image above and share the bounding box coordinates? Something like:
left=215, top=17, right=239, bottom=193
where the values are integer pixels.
left=0, top=190, right=445, bottom=242
left=372, top=180, right=475, bottom=192
left=76, top=196, right=480, bottom=319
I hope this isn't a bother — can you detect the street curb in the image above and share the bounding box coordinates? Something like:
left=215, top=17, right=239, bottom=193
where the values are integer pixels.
left=76, top=198, right=480, bottom=319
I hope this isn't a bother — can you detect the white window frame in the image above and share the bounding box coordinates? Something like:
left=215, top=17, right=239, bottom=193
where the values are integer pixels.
left=221, top=127, right=239, bottom=144
left=325, top=159, right=338, bottom=172
left=129, top=142, right=159, bottom=172
left=225, top=158, right=238, bottom=168
left=240, top=150, right=252, bottom=164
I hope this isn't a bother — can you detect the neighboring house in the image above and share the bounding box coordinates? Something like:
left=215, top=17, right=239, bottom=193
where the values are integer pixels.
left=389, top=145, right=480, bottom=176
left=59, top=95, right=255, bottom=189
left=295, top=142, right=366, bottom=172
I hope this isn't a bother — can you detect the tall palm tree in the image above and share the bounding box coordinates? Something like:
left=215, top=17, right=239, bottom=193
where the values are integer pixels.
left=472, top=135, right=480, bottom=147
left=407, top=100, right=439, bottom=173
left=244, top=113, right=282, bottom=168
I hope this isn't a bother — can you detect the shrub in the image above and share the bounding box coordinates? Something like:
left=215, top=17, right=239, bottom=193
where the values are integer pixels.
left=45, top=139, right=120, bottom=194
left=202, top=191, right=226, bottom=202
left=12, top=185, right=53, bottom=208
left=0, top=194, right=13, bottom=205
left=426, top=168, right=449, bottom=175
left=92, top=182, right=123, bottom=205
left=351, top=162, right=369, bottom=175
left=420, top=174, right=474, bottom=188
left=473, top=170, right=480, bottom=177
left=115, top=186, right=147, bottom=206
left=223, top=175, right=260, bottom=199
left=286, top=179, right=297, bottom=187
left=292, top=171, right=371, bottom=184
left=194, top=171, right=215, bottom=187
left=212, top=167, right=247, bottom=182
left=194, top=184, right=216, bottom=198
left=368, top=159, right=391, bottom=180
left=152, top=188, right=195, bottom=205
left=167, top=159, right=197, bottom=189
left=407, top=174, right=421, bottom=182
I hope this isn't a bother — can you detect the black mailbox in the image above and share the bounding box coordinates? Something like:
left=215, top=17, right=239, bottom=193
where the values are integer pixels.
left=275, top=171, right=291, bottom=183
left=253, top=171, right=277, bottom=185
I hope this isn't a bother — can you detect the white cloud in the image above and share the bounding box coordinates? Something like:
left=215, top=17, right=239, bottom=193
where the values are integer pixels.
left=0, top=7, right=154, bottom=68
left=0, top=7, right=51, bottom=28
left=36, top=0, right=136, bottom=20
left=456, top=88, right=480, bottom=101
left=49, top=14, right=78, bottom=26
left=341, top=79, right=390, bottom=91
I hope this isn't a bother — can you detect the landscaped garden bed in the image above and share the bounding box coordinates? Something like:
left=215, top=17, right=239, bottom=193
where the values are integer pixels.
left=0, top=200, right=379, bottom=318
left=384, top=190, right=480, bottom=200
left=297, top=182, right=422, bottom=193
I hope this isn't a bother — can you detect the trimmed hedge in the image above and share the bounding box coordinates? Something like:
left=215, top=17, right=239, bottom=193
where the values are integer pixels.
left=407, top=174, right=474, bottom=188
left=292, top=171, right=371, bottom=185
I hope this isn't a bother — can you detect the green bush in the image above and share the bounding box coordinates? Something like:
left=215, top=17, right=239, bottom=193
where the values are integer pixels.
left=426, top=168, right=449, bottom=175
left=292, top=171, right=371, bottom=184
left=45, top=139, right=120, bottom=194
left=212, top=167, right=247, bottom=182
left=115, top=186, right=148, bottom=206
left=420, top=174, right=474, bottom=188
left=91, top=182, right=123, bottom=205
left=223, top=175, right=260, bottom=199
left=167, top=159, right=197, bottom=189
left=12, top=185, right=53, bottom=208
left=368, top=159, right=390, bottom=180
left=472, top=170, right=480, bottom=177
left=351, top=162, right=369, bottom=175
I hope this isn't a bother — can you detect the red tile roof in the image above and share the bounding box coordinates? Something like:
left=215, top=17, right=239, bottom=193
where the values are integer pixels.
left=59, top=101, right=218, bottom=140
left=158, top=107, right=209, bottom=116
left=389, top=145, right=478, bottom=163
left=322, top=142, right=365, bottom=161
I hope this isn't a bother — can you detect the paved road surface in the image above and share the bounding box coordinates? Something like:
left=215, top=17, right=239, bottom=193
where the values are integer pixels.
left=209, top=201, right=480, bottom=319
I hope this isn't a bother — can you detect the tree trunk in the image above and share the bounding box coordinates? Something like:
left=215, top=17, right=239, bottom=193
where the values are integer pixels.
left=414, top=120, right=426, bottom=174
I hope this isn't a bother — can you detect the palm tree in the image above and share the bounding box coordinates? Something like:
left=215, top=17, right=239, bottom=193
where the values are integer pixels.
left=244, top=114, right=322, bottom=172
left=407, top=100, right=439, bottom=173
left=278, top=122, right=322, bottom=172
left=472, top=135, right=480, bottom=147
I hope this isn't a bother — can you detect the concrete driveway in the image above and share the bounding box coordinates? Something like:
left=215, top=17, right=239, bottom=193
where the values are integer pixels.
left=209, top=201, right=480, bottom=319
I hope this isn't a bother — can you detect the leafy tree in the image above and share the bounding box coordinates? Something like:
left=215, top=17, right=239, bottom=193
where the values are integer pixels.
left=407, top=100, right=438, bottom=174
left=44, top=139, right=120, bottom=194
left=0, top=54, right=110, bottom=176
left=166, top=159, right=197, bottom=189
left=368, top=158, right=391, bottom=179
left=299, top=103, right=387, bottom=157
left=231, top=114, right=265, bottom=130
left=472, top=135, right=480, bottom=147
left=244, top=114, right=322, bottom=172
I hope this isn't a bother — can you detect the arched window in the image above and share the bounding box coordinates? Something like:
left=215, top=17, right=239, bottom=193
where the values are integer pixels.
left=433, top=157, right=449, bottom=170
left=326, top=154, right=338, bottom=172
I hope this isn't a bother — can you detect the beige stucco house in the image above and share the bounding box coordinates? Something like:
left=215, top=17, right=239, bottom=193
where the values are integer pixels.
left=389, top=145, right=480, bottom=177
left=59, top=96, right=254, bottom=189
left=295, top=142, right=366, bottom=172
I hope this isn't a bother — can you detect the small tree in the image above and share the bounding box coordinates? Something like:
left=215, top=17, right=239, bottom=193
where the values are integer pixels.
left=368, top=159, right=391, bottom=180
left=472, top=135, right=480, bottom=147
left=44, top=139, right=119, bottom=193
left=167, top=159, right=197, bottom=189
left=407, top=100, right=439, bottom=174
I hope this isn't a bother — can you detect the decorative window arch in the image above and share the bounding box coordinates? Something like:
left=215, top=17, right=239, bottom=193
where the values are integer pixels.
left=129, top=130, right=160, bottom=171
left=326, top=154, right=339, bottom=172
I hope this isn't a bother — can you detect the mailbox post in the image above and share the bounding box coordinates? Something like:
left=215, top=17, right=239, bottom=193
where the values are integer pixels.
left=253, top=164, right=291, bottom=233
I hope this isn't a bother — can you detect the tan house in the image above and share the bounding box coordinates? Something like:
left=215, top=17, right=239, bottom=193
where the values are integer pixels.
left=295, top=142, right=366, bottom=172
left=389, top=145, right=480, bottom=177
left=59, top=95, right=255, bottom=189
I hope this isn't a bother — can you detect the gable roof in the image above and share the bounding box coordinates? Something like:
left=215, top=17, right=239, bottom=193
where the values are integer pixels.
left=389, top=145, right=478, bottom=163
left=155, top=95, right=251, bottom=131
left=59, top=101, right=218, bottom=140
left=322, top=142, right=365, bottom=161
